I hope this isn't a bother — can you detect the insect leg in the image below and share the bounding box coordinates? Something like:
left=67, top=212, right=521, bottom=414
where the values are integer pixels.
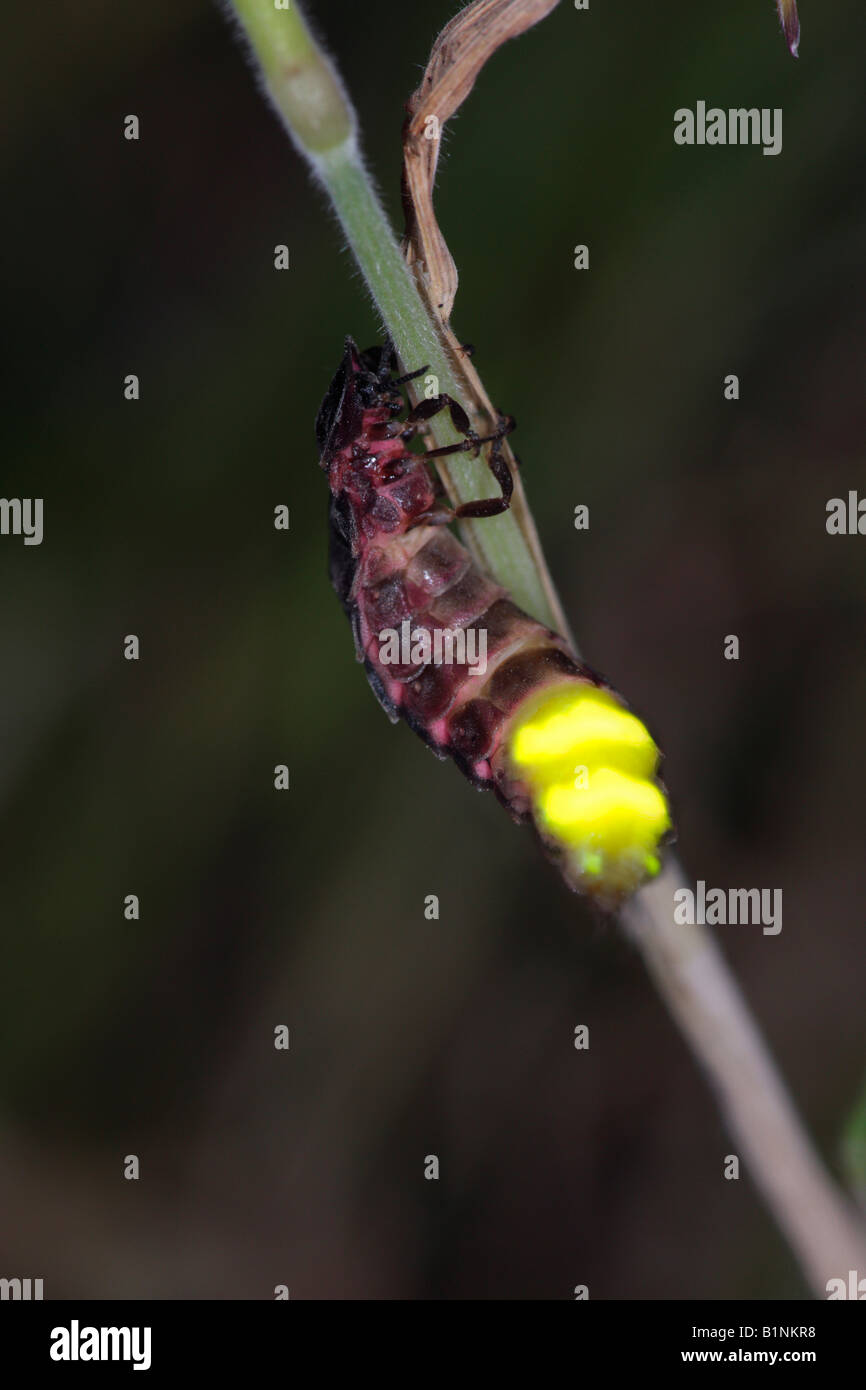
left=453, top=420, right=516, bottom=518
left=408, top=413, right=517, bottom=523
left=396, top=394, right=475, bottom=450
left=405, top=392, right=476, bottom=439
left=391, top=363, right=430, bottom=388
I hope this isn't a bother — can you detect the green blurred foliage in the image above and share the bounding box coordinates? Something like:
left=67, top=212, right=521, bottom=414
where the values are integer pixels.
left=842, top=1072, right=866, bottom=1205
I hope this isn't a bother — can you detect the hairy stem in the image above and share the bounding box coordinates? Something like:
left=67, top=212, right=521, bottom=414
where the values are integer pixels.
left=623, top=860, right=866, bottom=1292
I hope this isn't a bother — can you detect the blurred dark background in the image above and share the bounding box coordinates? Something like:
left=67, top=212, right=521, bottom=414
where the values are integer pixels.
left=1, top=0, right=865, bottom=1299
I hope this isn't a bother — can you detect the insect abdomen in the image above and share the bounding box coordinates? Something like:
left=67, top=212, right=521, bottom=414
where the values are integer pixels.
left=355, top=520, right=572, bottom=746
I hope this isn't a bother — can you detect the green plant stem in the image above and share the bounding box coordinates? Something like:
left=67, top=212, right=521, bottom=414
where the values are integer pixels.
left=230, top=0, right=558, bottom=629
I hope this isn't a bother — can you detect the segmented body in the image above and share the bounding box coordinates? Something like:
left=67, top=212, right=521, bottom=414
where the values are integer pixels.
left=317, top=339, right=671, bottom=907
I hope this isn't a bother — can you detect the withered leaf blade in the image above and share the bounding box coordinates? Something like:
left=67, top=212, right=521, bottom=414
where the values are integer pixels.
left=400, top=0, right=572, bottom=645
left=402, top=0, right=560, bottom=321
left=777, top=0, right=801, bottom=57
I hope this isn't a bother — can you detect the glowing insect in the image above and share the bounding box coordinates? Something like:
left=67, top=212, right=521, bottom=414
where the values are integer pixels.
left=317, top=339, right=672, bottom=909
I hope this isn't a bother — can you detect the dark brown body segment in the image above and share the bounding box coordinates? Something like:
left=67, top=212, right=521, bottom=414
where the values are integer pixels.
left=318, top=339, right=604, bottom=817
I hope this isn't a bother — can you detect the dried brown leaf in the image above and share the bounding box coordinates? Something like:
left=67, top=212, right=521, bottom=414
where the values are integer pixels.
left=400, top=0, right=571, bottom=643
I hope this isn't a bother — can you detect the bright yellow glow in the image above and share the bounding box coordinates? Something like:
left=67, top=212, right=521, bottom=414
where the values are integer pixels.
left=506, top=682, right=671, bottom=905
left=510, top=686, right=657, bottom=785
left=539, top=769, right=670, bottom=849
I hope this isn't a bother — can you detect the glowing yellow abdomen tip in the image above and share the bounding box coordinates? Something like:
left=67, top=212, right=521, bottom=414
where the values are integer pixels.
left=506, top=683, right=671, bottom=905
left=510, top=686, right=657, bottom=785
